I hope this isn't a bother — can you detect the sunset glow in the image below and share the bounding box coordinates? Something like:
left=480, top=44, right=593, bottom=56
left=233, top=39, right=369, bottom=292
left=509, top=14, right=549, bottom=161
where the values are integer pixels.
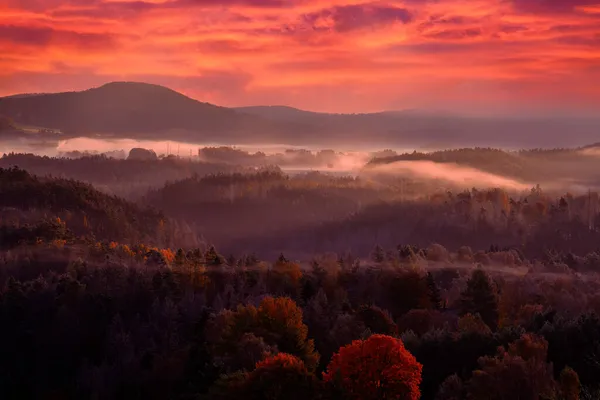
left=1, top=0, right=599, bottom=114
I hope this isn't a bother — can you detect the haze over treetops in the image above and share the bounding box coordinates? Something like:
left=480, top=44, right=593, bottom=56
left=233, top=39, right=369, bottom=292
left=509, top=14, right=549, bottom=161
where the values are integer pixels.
left=1, top=0, right=599, bottom=116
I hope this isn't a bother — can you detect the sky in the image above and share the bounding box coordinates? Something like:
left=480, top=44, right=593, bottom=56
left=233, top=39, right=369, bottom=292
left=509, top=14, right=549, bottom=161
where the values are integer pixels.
left=0, top=0, right=599, bottom=114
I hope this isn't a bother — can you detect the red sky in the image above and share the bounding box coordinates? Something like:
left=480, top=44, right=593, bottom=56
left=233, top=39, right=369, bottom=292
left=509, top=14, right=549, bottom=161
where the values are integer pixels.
left=0, top=0, right=599, bottom=114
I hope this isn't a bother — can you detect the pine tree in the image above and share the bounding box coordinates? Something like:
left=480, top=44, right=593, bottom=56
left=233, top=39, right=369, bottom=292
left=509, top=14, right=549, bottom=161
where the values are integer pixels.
left=426, top=272, right=443, bottom=310
left=205, top=245, right=223, bottom=266
left=459, top=269, right=499, bottom=330
left=277, top=253, right=289, bottom=265
left=371, top=244, right=385, bottom=263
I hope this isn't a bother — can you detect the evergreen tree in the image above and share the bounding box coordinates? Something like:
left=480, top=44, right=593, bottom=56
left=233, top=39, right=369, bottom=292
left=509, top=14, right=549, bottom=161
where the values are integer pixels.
left=371, top=244, right=385, bottom=263
left=205, top=245, right=223, bottom=266
left=459, top=269, right=499, bottom=330
left=426, top=272, right=443, bottom=310
left=277, top=253, right=289, bottom=265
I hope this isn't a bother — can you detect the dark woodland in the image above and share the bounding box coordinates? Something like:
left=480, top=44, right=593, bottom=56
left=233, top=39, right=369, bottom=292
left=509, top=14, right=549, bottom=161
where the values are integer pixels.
left=0, top=140, right=599, bottom=399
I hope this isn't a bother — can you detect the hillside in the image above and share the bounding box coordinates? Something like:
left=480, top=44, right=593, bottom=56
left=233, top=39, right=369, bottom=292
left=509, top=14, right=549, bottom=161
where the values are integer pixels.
left=1, top=82, right=600, bottom=148
left=236, top=106, right=600, bottom=149
left=0, top=167, right=168, bottom=244
left=0, top=153, right=239, bottom=198
left=366, top=147, right=600, bottom=188
left=0, top=82, right=286, bottom=142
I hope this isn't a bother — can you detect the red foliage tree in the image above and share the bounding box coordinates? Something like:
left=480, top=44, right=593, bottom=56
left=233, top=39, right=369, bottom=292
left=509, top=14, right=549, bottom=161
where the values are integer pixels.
left=239, top=353, right=320, bottom=400
left=323, top=334, right=422, bottom=400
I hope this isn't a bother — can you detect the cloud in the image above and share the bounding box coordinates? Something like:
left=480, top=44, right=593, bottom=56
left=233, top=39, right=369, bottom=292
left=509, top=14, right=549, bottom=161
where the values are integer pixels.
left=424, top=27, right=483, bottom=40
left=302, top=3, right=413, bottom=33
left=0, top=0, right=599, bottom=114
left=0, top=25, right=117, bottom=50
left=509, top=0, right=600, bottom=14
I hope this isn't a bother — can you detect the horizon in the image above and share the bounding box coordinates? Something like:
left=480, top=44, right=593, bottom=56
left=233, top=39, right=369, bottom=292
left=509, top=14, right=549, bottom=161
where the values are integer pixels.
left=1, top=1, right=600, bottom=116
left=2, top=80, right=600, bottom=120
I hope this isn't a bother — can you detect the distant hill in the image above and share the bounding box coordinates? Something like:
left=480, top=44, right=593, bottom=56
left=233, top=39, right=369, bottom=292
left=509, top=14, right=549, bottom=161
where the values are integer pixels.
left=235, top=106, right=600, bottom=149
left=0, top=82, right=290, bottom=143
left=235, top=105, right=331, bottom=122
left=2, top=82, right=600, bottom=148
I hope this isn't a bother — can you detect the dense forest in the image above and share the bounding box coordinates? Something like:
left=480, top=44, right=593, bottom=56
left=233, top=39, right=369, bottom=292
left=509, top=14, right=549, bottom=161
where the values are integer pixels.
left=1, top=219, right=600, bottom=399
left=0, top=144, right=599, bottom=399
left=368, top=146, right=600, bottom=187
left=0, top=153, right=239, bottom=199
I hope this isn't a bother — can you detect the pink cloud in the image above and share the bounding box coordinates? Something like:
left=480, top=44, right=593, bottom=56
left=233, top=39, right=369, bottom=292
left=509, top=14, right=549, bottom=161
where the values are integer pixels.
left=0, top=0, right=598, bottom=114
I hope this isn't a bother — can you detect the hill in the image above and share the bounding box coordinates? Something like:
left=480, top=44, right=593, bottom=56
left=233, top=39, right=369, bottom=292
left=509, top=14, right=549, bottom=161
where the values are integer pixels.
left=0, top=167, right=169, bottom=244
left=0, top=153, right=239, bottom=198
left=0, top=82, right=288, bottom=142
left=2, top=82, right=600, bottom=148
left=235, top=106, right=600, bottom=149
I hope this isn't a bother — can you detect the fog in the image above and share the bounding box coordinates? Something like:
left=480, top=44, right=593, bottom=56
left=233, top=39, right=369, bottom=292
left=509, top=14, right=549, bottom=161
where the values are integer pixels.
left=2, top=135, right=599, bottom=196
left=364, top=160, right=532, bottom=191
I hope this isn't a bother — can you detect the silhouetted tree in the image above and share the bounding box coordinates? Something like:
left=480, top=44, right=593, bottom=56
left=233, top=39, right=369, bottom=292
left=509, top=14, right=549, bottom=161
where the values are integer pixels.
left=427, top=272, right=443, bottom=310
left=460, top=269, right=499, bottom=330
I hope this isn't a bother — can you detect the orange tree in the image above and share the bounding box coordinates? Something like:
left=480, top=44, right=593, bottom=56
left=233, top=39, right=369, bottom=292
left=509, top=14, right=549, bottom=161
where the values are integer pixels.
left=206, top=296, right=319, bottom=372
left=323, top=334, right=422, bottom=400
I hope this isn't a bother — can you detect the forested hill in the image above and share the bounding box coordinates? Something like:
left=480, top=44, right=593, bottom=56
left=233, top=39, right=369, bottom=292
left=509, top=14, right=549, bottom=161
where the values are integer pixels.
left=0, top=82, right=287, bottom=142
left=1, top=82, right=599, bottom=147
left=366, top=147, right=600, bottom=187
left=0, top=167, right=170, bottom=244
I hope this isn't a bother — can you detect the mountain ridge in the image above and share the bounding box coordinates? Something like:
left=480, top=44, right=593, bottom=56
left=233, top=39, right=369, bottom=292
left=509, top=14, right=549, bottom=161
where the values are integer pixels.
left=2, top=81, right=600, bottom=148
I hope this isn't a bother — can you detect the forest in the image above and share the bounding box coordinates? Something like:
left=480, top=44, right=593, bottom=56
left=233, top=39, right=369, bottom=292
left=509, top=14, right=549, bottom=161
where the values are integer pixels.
left=0, top=144, right=599, bottom=399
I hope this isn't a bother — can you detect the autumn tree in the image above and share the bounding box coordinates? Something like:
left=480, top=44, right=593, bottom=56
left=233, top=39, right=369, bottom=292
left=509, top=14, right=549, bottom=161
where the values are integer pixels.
left=323, top=334, right=422, bottom=400
left=460, top=269, right=499, bottom=330
left=467, top=333, right=557, bottom=400
left=257, top=297, right=319, bottom=369
left=207, top=297, right=319, bottom=372
left=559, top=366, right=580, bottom=400
left=238, top=353, right=321, bottom=400
left=458, top=313, right=492, bottom=335
left=269, top=257, right=303, bottom=296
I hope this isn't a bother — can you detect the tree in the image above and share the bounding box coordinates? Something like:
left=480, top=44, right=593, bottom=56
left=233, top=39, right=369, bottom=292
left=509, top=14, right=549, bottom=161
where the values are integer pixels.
left=467, top=333, right=557, bottom=400
left=237, top=353, right=321, bottom=400
left=435, top=374, right=464, bottom=400
left=460, top=269, right=499, bottom=330
left=355, top=305, right=397, bottom=336
left=256, top=297, right=319, bottom=370
left=270, top=258, right=303, bottom=296
left=207, top=297, right=319, bottom=372
left=559, top=366, right=580, bottom=400
left=385, top=271, right=431, bottom=317
left=323, top=334, right=422, bottom=400
left=371, top=244, right=385, bottom=263
left=426, top=272, right=443, bottom=310
left=205, top=245, right=224, bottom=266
left=458, top=313, right=492, bottom=335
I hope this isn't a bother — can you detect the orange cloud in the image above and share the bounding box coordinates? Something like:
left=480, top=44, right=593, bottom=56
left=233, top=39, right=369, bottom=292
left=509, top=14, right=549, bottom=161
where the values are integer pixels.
left=0, top=0, right=599, bottom=114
